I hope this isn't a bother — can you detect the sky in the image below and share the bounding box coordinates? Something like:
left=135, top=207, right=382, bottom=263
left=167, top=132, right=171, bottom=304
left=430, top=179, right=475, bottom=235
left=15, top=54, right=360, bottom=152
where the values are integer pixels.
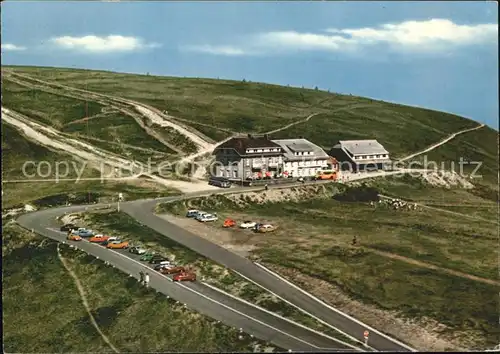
left=2, top=1, right=498, bottom=129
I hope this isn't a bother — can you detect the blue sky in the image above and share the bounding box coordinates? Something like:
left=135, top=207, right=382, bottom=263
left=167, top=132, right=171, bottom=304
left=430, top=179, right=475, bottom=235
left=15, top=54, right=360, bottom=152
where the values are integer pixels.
left=2, top=1, right=498, bottom=129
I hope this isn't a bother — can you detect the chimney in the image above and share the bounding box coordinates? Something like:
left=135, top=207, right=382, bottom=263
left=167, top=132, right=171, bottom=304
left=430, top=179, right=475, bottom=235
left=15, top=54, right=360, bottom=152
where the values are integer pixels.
left=264, top=134, right=269, bottom=140
left=299, top=135, right=303, bottom=139
left=247, top=134, right=252, bottom=139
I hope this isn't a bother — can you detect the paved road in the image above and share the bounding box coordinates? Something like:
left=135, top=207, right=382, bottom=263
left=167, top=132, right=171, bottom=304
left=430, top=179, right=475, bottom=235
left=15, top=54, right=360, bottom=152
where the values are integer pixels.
left=17, top=178, right=416, bottom=352
left=16, top=204, right=358, bottom=352
left=122, top=191, right=414, bottom=352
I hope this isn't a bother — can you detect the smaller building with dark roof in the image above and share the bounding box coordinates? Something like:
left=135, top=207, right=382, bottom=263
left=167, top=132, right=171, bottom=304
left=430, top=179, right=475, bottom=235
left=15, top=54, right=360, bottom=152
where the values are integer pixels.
left=211, top=134, right=284, bottom=179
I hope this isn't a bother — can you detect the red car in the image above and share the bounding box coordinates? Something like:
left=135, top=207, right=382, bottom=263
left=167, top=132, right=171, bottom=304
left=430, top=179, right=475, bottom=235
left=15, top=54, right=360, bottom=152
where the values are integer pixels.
left=173, top=272, right=196, bottom=282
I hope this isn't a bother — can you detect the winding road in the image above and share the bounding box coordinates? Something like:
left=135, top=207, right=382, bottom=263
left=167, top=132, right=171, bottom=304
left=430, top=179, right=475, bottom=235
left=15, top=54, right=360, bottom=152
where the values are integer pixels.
left=16, top=180, right=416, bottom=352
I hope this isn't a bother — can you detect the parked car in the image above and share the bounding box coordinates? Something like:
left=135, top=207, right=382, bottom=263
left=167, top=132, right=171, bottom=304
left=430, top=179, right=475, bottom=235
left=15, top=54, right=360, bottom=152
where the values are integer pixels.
left=154, top=262, right=172, bottom=271
left=89, top=234, right=112, bottom=243
left=150, top=256, right=169, bottom=264
left=67, top=233, right=82, bottom=241
left=100, top=237, right=119, bottom=247
left=240, top=221, right=256, bottom=229
left=173, top=271, right=196, bottom=282
left=198, top=213, right=218, bottom=222
left=161, top=266, right=185, bottom=275
left=129, top=246, right=147, bottom=255
left=186, top=209, right=200, bottom=218
left=257, top=224, right=277, bottom=233
left=60, top=223, right=78, bottom=232
left=77, top=229, right=94, bottom=237
left=208, top=176, right=231, bottom=188
left=106, top=240, right=129, bottom=249
left=223, top=218, right=236, bottom=228
left=139, top=252, right=157, bottom=261
left=194, top=211, right=209, bottom=221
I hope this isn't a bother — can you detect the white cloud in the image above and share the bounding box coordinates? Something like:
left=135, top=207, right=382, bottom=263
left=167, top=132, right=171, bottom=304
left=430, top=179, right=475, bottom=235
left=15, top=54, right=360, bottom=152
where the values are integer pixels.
left=325, top=19, right=498, bottom=50
left=2, top=43, right=27, bottom=51
left=185, top=19, right=497, bottom=56
left=182, top=44, right=251, bottom=56
left=50, top=35, right=161, bottom=53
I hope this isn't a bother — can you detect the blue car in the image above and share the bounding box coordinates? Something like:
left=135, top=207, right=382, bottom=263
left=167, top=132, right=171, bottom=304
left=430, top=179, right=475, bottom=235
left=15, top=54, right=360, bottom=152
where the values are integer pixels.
left=77, top=230, right=94, bottom=237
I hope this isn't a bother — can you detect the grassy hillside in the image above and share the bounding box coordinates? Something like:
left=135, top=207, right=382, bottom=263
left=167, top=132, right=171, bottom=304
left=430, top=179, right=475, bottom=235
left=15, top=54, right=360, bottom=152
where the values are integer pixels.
left=3, top=224, right=278, bottom=352
left=157, top=181, right=498, bottom=349
left=2, top=122, right=179, bottom=209
left=3, top=66, right=490, bottom=150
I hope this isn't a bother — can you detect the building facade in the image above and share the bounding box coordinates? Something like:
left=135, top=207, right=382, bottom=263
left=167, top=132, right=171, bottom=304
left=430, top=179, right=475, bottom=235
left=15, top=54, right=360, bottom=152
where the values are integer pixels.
left=271, top=138, right=332, bottom=177
left=211, top=135, right=284, bottom=180
left=328, top=140, right=391, bottom=172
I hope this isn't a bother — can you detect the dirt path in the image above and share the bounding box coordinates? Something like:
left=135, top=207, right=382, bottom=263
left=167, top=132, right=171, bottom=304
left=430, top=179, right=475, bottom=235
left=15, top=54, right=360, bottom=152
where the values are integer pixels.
left=2, top=107, right=218, bottom=193
left=365, top=247, right=500, bottom=287
left=4, top=73, right=186, bottom=155
left=263, top=103, right=382, bottom=135
left=5, top=70, right=216, bottom=151
left=56, top=244, right=120, bottom=353
left=64, top=113, right=112, bottom=126
left=398, top=124, right=485, bottom=162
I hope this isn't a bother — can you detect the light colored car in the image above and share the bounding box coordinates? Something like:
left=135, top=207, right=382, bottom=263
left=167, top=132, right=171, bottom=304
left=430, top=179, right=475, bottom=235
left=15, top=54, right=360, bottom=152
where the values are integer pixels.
left=154, top=263, right=173, bottom=271
left=198, top=213, right=218, bottom=222
left=257, top=224, right=277, bottom=233
left=240, top=220, right=256, bottom=229
left=186, top=209, right=199, bottom=218
left=129, top=246, right=147, bottom=255
left=194, top=211, right=209, bottom=220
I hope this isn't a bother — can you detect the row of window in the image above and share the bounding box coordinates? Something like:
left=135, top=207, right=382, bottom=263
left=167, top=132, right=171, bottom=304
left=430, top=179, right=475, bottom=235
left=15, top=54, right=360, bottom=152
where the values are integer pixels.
left=245, top=157, right=282, bottom=165
left=354, top=154, right=388, bottom=160
left=293, top=151, right=313, bottom=156
left=285, top=160, right=327, bottom=167
left=246, top=147, right=281, bottom=153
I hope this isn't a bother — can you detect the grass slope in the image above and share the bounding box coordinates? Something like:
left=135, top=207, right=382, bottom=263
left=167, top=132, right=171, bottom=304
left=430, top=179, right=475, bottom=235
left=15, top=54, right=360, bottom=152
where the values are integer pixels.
left=157, top=181, right=498, bottom=348
left=4, top=66, right=493, bottom=161
left=3, top=224, right=278, bottom=352
left=2, top=79, right=104, bottom=129
left=2, top=122, right=180, bottom=209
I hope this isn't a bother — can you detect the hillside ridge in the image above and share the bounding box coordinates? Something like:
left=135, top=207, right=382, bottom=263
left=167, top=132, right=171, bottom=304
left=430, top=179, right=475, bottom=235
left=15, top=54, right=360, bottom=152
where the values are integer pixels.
left=2, top=64, right=493, bottom=130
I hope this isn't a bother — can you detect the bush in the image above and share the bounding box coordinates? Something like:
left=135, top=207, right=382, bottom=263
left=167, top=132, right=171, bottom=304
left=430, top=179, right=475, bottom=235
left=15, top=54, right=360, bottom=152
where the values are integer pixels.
left=333, top=184, right=380, bottom=202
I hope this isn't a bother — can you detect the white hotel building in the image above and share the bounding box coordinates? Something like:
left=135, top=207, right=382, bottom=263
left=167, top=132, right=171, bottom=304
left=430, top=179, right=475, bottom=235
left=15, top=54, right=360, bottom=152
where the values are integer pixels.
left=271, top=138, right=331, bottom=177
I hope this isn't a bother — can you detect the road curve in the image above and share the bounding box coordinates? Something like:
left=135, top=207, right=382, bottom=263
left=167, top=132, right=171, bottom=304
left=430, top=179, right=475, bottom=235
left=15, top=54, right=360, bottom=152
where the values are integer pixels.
left=16, top=178, right=416, bottom=352
left=122, top=190, right=414, bottom=352
left=16, top=204, right=358, bottom=352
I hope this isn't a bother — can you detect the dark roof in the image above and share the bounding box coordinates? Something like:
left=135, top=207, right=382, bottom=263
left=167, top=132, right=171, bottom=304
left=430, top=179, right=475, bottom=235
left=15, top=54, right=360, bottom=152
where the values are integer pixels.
left=213, top=137, right=282, bottom=156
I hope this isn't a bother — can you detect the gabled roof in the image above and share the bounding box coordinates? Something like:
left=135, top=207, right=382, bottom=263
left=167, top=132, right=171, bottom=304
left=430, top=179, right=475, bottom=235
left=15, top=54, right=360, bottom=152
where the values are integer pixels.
left=272, top=138, right=329, bottom=160
left=213, top=136, right=282, bottom=156
left=335, top=140, right=388, bottom=155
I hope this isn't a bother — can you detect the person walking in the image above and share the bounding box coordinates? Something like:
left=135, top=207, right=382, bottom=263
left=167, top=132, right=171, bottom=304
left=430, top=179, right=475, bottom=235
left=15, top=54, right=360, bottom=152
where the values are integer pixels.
left=139, top=271, right=145, bottom=285
left=264, top=183, right=268, bottom=191
left=144, top=272, right=150, bottom=288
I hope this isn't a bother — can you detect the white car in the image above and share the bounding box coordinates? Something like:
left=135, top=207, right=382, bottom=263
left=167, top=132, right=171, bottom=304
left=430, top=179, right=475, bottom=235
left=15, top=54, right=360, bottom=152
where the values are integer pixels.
left=240, top=221, right=256, bottom=229
left=194, top=211, right=209, bottom=220
left=198, top=214, right=218, bottom=222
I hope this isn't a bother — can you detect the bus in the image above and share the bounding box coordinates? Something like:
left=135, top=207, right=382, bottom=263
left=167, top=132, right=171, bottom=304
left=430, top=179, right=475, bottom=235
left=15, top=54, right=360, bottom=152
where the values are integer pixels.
left=208, top=176, right=232, bottom=188
left=316, top=170, right=337, bottom=180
